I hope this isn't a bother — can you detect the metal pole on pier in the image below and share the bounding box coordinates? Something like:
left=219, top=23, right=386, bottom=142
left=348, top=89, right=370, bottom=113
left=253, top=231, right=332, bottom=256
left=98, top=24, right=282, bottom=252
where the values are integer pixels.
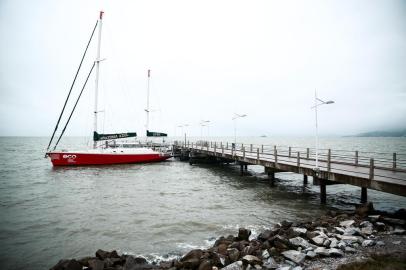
left=312, top=90, right=334, bottom=170
left=232, top=113, right=247, bottom=145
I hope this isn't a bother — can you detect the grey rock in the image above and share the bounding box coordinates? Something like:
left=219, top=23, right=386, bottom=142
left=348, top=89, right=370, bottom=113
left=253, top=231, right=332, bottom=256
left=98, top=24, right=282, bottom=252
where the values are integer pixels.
left=289, top=237, right=311, bottom=249
left=329, top=239, right=338, bottom=248
left=314, top=247, right=330, bottom=256
left=376, top=241, right=385, bottom=246
left=340, top=220, right=355, bottom=227
left=292, top=267, right=303, bottom=270
left=50, top=259, right=82, bottom=270
left=238, top=228, right=252, bottom=241
left=362, top=240, right=375, bottom=247
left=199, top=259, right=213, bottom=270
left=96, top=249, right=120, bottom=260
left=276, top=267, right=291, bottom=270
left=361, top=226, right=373, bottom=235
left=315, top=227, right=327, bottom=233
left=262, top=249, right=270, bottom=259
left=306, top=251, right=317, bottom=259
left=344, top=227, right=360, bottom=236
left=180, top=249, right=204, bottom=269
left=382, top=218, right=406, bottom=226
left=392, top=241, right=401, bottom=245
left=337, top=241, right=346, bottom=250
left=263, top=257, right=278, bottom=270
left=368, top=215, right=381, bottom=222
left=323, top=239, right=331, bottom=247
left=329, top=248, right=344, bottom=257
left=336, top=235, right=359, bottom=243
left=281, top=250, right=306, bottom=265
left=360, top=221, right=373, bottom=228
left=284, top=260, right=296, bottom=267
left=392, top=228, right=406, bottom=235
left=220, top=261, right=243, bottom=270
left=316, top=231, right=328, bottom=239
left=375, top=222, right=386, bottom=231
left=89, top=259, right=104, bottom=270
left=281, top=220, right=293, bottom=229
left=334, top=227, right=345, bottom=235
left=304, top=247, right=314, bottom=252
left=227, top=248, right=240, bottom=263
left=311, top=236, right=325, bottom=246
left=290, top=227, right=307, bottom=236
left=345, top=247, right=356, bottom=253
left=242, top=255, right=262, bottom=265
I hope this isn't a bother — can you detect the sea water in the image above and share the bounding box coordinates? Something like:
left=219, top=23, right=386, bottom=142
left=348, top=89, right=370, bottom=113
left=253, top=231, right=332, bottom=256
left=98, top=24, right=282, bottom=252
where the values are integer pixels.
left=0, top=136, right=405, bottom=270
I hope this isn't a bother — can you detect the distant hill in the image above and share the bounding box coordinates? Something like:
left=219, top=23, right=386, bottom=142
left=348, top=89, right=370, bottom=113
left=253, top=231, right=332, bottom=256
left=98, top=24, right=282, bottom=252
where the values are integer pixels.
left=351, top=129, right=406, bottom=137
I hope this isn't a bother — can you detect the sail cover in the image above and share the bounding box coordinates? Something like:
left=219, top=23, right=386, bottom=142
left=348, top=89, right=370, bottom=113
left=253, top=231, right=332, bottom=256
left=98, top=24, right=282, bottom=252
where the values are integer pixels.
left=147, top=130, right=167, bottom=137
left=93, top=131, right=137, bottom=141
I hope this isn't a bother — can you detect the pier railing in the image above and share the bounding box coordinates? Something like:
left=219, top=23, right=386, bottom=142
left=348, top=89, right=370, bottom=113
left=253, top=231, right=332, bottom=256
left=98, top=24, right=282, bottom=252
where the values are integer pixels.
left=174, top=140, right=406, bottom=179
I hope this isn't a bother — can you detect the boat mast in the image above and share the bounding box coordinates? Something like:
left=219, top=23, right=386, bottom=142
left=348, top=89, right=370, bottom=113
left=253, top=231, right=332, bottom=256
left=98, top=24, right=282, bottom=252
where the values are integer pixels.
left=93, top=11, right=104, bottom=148
left=145, top=69, right=150, bottom=134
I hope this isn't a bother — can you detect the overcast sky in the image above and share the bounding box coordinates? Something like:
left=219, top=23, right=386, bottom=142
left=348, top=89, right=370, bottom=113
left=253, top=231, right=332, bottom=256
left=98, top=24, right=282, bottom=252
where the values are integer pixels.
left=1, top=0, right=405, bottom=137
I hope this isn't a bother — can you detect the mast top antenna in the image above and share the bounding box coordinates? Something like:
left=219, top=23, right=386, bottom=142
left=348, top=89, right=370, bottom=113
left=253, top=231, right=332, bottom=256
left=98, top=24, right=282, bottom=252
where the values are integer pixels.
left=99, top=11, right=104, bottom=19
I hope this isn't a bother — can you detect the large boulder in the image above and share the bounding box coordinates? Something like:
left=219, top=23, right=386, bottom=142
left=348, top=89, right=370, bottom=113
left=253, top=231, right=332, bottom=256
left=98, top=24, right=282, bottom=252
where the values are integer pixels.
left=328, top=248, right=344, bottom=257
left=220, top=261, right=243, bottom=270
left=355, top=202, right=374, bottom=216
left=123, top=256, right=154, bottom=270
left=281, top=250, right=306, bottom=265
left=237, top=228, right=251, bottom=241
left=339, top=220, right=355, bottom=227
left=198, top=259, right=213, bottom=270
left=289, top=237, right=311, bottom=249
left=362, top=240, right=375, bottom=247
left=88, top=259, right=104, bottom=270
left=314, top=247, right=329, bottom=257
left=262, top=257, right=278, bottom=269
left=241, top=255, right=262, bottom=266
left=50, top=259, right=82, bottom=270
left=311, top=236, right=325, bottom=246
left=95, top=249, right=120, bottom=260
left=257, top=230, right=272, bottom=241
left=179, top=249, right=204, bottom=269
left=280, top=220, right=293, bottom=229
left=227, top=248, right=240, bottom=263
left=288, top=227, right=307, bottom=238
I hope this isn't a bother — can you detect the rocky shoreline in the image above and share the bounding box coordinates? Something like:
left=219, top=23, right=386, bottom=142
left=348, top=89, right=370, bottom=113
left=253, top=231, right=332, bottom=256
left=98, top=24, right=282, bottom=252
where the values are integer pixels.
left=50, top=203, right=406, bottom=270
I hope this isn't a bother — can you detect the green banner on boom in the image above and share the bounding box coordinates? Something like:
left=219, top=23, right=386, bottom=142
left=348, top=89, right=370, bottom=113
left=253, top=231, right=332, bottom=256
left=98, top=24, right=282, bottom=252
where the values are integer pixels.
left=147, top=130, right=167, bottom=137
left=93, top=131, right=137, bottom=141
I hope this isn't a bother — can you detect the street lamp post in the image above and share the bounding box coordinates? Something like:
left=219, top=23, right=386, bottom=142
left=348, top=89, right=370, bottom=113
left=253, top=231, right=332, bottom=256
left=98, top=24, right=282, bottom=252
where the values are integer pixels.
left=311, top=90, right=334, bottom=170
left=200, top=120, right=210, bottom=139
left=232, top=113, right=247, bottom=145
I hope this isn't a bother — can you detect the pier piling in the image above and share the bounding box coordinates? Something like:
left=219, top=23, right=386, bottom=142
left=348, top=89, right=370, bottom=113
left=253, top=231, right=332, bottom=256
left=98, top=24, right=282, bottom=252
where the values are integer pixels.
left=316, top=176, right=327, bottom=204
left=361, top=187, right=368, bottom=203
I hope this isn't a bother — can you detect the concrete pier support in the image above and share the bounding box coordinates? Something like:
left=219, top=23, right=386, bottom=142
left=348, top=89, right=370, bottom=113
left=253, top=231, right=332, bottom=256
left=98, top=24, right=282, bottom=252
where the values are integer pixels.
left=317, top=177, right=327, bottom=204
left=303, top=175, right=308, bottom=185
left=361, top=187, right=368, bottom=203
left=268, top=171, right=275, bottom=187
left=240, top=164, right=244, bottom=176
left=244, top=164, right=248, bottom=172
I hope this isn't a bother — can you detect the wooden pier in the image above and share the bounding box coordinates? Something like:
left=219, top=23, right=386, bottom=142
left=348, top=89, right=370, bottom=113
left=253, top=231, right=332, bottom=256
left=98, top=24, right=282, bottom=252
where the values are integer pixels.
left=173, top=141, right=406, bottom=204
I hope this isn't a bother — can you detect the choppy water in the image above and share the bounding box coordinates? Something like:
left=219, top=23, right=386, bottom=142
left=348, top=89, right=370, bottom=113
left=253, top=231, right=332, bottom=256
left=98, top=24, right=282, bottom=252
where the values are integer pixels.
left=0, top=136, right=405, bottom=270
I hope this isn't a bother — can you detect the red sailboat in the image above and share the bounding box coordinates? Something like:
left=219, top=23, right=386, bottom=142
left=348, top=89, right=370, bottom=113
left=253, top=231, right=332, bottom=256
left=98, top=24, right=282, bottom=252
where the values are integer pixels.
left=45, top=11, right=171, bottom=166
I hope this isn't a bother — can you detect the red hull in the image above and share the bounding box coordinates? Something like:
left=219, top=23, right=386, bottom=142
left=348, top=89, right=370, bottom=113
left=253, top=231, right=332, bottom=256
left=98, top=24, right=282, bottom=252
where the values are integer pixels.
left=47, top=152, right=170, bottom=166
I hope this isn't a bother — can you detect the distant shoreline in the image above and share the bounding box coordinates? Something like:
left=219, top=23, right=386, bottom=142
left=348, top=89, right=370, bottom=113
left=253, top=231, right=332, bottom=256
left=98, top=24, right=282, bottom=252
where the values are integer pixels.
left=345, top=130, right=406, bottom=138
